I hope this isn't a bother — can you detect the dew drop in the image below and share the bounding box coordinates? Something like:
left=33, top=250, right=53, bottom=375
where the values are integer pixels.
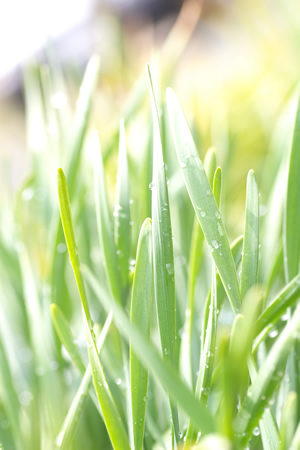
left=268, top=329, right=278, bottom=339
left=253, top=426, right=260, bottom=436
left=215, top=211, right=221, bottom=219
left=180, top=161, right=187, bottom=168
left=166, top=263, right=174, bottom=275
left=212, top=240, right=219, bottom=249
left=116, top=378, right=122, bottom=385
left=57, top=243, right=66, bottom=253
left=149, top=182, right=154, bottom=190
left=200, top=211, right=206, bottom=218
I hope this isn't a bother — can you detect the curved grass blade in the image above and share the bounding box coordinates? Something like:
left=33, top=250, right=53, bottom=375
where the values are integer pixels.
left=255, top=273, right=300, bottom=336
left=83, top=267, right=216, bottom=436
left=284, top=93, right=300, bottom=282
left=167, top=88, right=241, bottom=313
left=240, top=170, right=259, bottom=300
left=57, top=168, right=130, bottom=450
left=114, top=119, right=131, bottom=292
left=148, top=68, right=179, bottom=441
left=130, top=219, right=152, bottom=450
left=92, top=132, right=123, bottom=304
left=55, top=312, right=112, bottom=449
left=235, top=305, right=300, bottom=447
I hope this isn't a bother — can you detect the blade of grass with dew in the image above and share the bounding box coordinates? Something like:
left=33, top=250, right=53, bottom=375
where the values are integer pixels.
left=114, top=119, right=131, bottom=293
left=240, top=170, right=259, bottom=300
left=83, top=266, right=216, bottom=436
left=185, top=264, right=218, bottom=445
left=92, top=132, right=123, bottom=304
left=235, top=305, right=300, bottom=447
left=148, top=67, right=179, bottom=442
left=284, top=93, right=300, bottom=283
left=167, top=88, right=241, bottom=313
left=184, top=148, right=216, bottom=388
left=130, top=219, right=152, bottom=450
left=248, top=359, right=280, bottom=450
left=55, top=311, right=112, bottom=450
left=57, top=168, right=130, bottom=450
left=255, top=272, right=300, bottom=336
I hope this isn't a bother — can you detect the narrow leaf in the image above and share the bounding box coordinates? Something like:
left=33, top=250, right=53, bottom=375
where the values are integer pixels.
left=57, top=168, right=130, bottom=450
left=92, top=132, right=123, bottom=304
left=240, top=170, right=259, bottom=299
left=167, top=88, right=241, bottom=313
left=148, top=68, right=179, bottom=439
left=284, top=93, right=300, bottom=282
left=114, top=119, right=131, bottom=290
left=130, top=219, right=152, bottom=450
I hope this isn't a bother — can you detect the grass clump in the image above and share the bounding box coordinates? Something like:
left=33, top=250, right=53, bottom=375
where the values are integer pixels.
left=1, top=51, right=300, bottom=450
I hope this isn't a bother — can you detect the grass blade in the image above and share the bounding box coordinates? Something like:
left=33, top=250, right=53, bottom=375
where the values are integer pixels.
left=92, top=132, right=123, bottom=304
left=114, top=119, right=131, bottom=292
left=235, top=305, right=300, bottom=447
left=240, top=170, right=259, bottom=299
left=130, top=219, right=152, bottom=450
left=185, top=264, right=218, bottom=445
left=83, top=267, right=216, bottom=436
left=148, top=69, right=179, bottom=440
left=50, top=303, right=86, bottom=373
left=255, top=273, right=300, bottom=336
left=167, top=88, right=241, bottom=313
left=55, top=312, right=112, bottom=449
left=284, top=94, right=300, bottom=282
left=57, top=168, right=130, bottom=450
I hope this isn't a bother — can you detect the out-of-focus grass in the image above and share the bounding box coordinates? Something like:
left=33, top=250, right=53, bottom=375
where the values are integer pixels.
left=1, top=1, right=300, bottom=449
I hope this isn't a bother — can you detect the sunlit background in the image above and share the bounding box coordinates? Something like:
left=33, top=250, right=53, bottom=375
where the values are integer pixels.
left=1, top=0, right=300, bottom=236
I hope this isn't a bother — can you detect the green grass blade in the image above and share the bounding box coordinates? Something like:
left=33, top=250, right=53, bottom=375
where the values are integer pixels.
left=130, top=219, right=152, bottom=450
left=57, top=168, right=130, bottom=450
left=284, top=94, right=300, bottom=282
left=255, top=273, right=300, bottom=336
left=114, top=119, right=131, bottom=291
left=247, top=357, right=280, bottom=450
left=83, top=267, right=216, bottom=436
left=55, top=313, right=112, bottom=449
left=213, top=167, right=222, bottom=208
left=50, top=303, right=86, bottom=373
left=148, top=69, right=179, bottom=440
left=240, top=170, right=259, bottom=299
left=92, top=132, right=123, bottom=304
left=167, top=88, right=241, bottom=313
left=279, top=391, right=297, bottom=450
left=235, top=305, right=300, bottom=447
left=185, top=264, right=218, bottom=445
left=184, top=149, right=216, bottom=388
left=67, top=55, right=100, bottom=195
